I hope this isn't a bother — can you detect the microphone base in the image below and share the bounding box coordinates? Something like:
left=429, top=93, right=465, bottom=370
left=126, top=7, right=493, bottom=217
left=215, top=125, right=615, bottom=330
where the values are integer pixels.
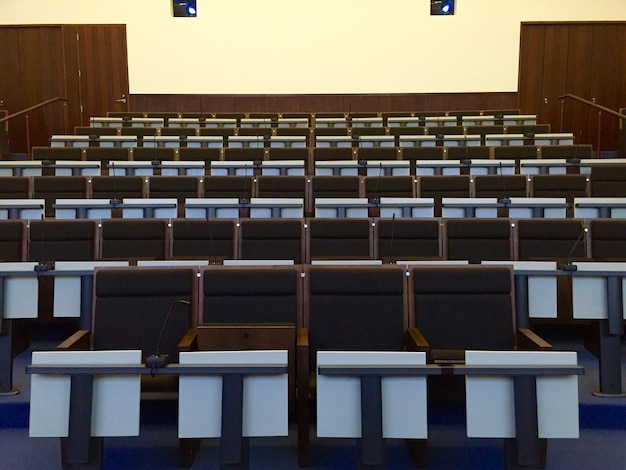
left=109, top=198, right=122, bottom=207
left=369, top=198, right=380, bottom=205
left=146, top=354, right=170, bottom=369
left=34, top=263, right=53, bottom=273
left=559, top=263, right=578, bottom=272
left=498, top=197, right=511, bottom=207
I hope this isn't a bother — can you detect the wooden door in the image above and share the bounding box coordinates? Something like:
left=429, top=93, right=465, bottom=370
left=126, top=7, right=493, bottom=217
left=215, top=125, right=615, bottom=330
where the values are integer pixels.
left=74, top=25, right=130, bottom=126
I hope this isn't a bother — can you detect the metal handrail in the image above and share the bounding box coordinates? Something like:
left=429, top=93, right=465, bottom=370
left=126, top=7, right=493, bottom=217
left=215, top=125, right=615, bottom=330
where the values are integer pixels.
left=0, top=96, right=68, bottom=124
left=0, top=97, right=68, bottom=157
left=558, top=94, right=626, bottom=121
left=559, top=94, right=626, bottom=156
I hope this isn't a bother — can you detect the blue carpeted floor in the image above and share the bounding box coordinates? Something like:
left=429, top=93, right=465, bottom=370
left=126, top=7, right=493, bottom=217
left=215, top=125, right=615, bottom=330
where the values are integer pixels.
left=1, top=324, right=625, bottom=469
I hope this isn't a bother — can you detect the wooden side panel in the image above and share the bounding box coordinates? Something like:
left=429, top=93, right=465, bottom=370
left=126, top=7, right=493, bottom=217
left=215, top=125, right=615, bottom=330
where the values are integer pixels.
left=540, top=25, right=569, bottom=130
left=616, top=25, right=626, bottom=156
left=589, top=24, right=619, bottom=153
left=131, top=92, right=519, bottom=114
left=565, top=24, right=594, bottom=142
left=518, top=24, right=545, bottom=116
left=0, top=28, right=25, bottom=153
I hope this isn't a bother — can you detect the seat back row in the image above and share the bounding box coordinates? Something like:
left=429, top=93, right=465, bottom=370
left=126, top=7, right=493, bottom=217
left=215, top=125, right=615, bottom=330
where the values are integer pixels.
left=2, top=217, right=623, bottom=265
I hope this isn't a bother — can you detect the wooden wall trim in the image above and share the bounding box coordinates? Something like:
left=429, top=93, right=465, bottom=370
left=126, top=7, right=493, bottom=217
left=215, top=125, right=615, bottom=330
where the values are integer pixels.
left=130, top=92, right=519, bottom=114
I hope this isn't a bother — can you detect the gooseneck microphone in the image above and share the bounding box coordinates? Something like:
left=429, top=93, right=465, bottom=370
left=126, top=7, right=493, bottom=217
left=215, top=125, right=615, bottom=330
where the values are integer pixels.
left=498, top=161, right=511, bottom=206
left=559, top=222, right=588, bottom=272
left=109, top=160, right=121, bottom=207
left=240, top=164, right=250, bottom=205
left=388, top=213, right=396, bottom=264
left=146, top=299, right=192, bottom=370
left=34, top=214, right=51, bottom=272
left=369, top=161, right=383, bottom=205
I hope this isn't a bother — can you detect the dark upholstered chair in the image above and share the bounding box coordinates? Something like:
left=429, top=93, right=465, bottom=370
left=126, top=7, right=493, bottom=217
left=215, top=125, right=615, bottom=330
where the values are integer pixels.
left=375, top=218, right=441, bottom=261
left=364, top=175, right=415, bottom=199
left=239, top=219, right=305, bottom=264
left=222, top=147, right=265, bottom=162
left=90, top=175, right=144, bottom=199
left=530, top=174, right=588, bottom=217
left=58, top=266, right=198, bottom=467
left=445, top=218, right=513, bottom=263
left=515, top=218, right=588, bottom=261
left=203, top=176, right=256, bottom=199
left=301, top=265, right=409, bottom=467
left=401, top=147, right=444, bottom=174
left=33, top=176, right=89, bottom=217
left=27, top=220, right=97, bottom=262
left=356, top=147, right=399, bottom=161
left=31, top=147, right=83, bottom=162
left=0, top=220, right=26, bottom=261
left=589, top=219, right=626, bottom=261
left=308, top=218, right=372, bottom=260
left=171, top=219, right=235, bottom=261
left=0, top=176, right=30, bottom=198
left=417, top=175, right=471, bottom=217
left=100, top=219, right=168, bottom=261
left=473, top=175, right=528, bottom=199
left=74, top=126, right=118, bottom=136
left=196, top=265, right=304, bottom=462
left=493, top=145, right=540, bottom=161
left=148, top=176, right=200, bottom=217
left=407, top=264, right=550, bottom=466
left=178, top=147, right=221, bottom=163
left=131, top=147, right=175, bottom=162
left=256, top=176, right=307, bottom=198
left=84, top=148, right=130, bottom=175
left=590, top=165, right=626, bottom=197
left=310, top=176, right=361, bottom=199
left=313, top=147, right=353, bottom=162
left=446, top=146, right=491, bottom=160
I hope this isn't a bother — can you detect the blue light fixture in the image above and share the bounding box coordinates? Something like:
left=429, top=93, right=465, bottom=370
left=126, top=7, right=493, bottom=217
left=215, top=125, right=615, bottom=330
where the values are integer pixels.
left=173, top=1, right=197, bottom=17
left=431, top=0, right=455, bottom=16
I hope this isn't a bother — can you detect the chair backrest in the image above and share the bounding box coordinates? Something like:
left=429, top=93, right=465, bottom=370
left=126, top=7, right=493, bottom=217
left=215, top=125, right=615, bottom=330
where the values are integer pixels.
left=131, top=147, right=175, bottom=162
left=267, top=147, right=309, bottom=162
left=445, top=218, right=513, bottom=264
left=0, top=176, right=30, bottom=198
left=93, top=267, right=195, bottom=362
left=446, top=146, right=490, bottom=160
left=171, top=219, right=235, bottom=260
left=590, top=165, right=626, bottom=197
left=356, top=147, right=399, bottom=161
left=200, top=265, right=301, bottom=324
left=410, top=265, right=516, bottom=352
left=589, top=219, right=626, bottom=261
left=239, top=219, right=304, bottom=264
left=32, top=147, right=83, bottom=162
left=313, top=147, right=353, bottom=162
left=147, top=176, right=200, bottom=205
left=493, top=145, right=540, bottom=160
left=90, top=175, right=145, bottom=199
left=364, top=176, right=415, bottom=198
left=0, top=220, right=26, bottom=261
left=418, top=175, right=471, bottom=217
left=28, top=219, right=97, bottom=262
left=178, top=147, right=221, bottom=162
left=376, top=218, right=441, bottom=261
left=308, top=218, right=372, bottom=260
left=256, top=176, right=307, bottom=198
left=223, top=147, right=265, bottom=162
left=473, top=175, right=528, bottom=198
left=516, top=218, right=587, bottom=261
left=306, top=265, right=407, bottom=367
left=33, top=176, right=89, bottom=217
left=310, top=176, right=360, bottom=199
left=204, top=176, right=256, bottom=199
left=100, top=219, right=168, bottom=260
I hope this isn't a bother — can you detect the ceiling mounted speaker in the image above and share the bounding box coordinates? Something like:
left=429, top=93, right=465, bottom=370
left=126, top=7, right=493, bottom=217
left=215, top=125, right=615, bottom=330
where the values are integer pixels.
left=173, top=0, right=197, bottom=17
left=431, top=0, right=455, bottom=15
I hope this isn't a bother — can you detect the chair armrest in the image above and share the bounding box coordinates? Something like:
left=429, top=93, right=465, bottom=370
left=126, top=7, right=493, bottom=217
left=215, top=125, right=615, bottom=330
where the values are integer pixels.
left=57, top=330, right=91, bottom=350
left=178, top=328, right=197, bottom=352
left=516, top=328, right=552, bottom=350
left=406, top=327, right=430, bottom=352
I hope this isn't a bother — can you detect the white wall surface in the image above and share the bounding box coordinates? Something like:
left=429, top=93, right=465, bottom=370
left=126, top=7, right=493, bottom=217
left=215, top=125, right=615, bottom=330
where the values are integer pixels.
left=1, top=0, right=625, bottom=94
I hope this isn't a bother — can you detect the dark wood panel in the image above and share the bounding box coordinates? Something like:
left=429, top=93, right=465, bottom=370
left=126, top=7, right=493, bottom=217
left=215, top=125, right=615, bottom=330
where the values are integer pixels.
left=518, top=24, right=545, bottom=116
left=541, top=25, right=569, bottom=129
left=616, top=26, right=626, bottom=156
left=564, top=24, right=594, bottom=142
left=62, top=25, right=83, bottom=133
left=0, top=28, right=26, bottom=154
left=589, top=24, right=619, bottom=153
left=76, top=24, right=129, bottom=124
left=131, top=92, right=518, bottom=114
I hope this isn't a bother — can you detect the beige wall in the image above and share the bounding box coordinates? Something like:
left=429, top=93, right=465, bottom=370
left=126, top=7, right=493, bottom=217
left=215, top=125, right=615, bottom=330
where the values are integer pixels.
left=2, top=0, right=625, bottom=94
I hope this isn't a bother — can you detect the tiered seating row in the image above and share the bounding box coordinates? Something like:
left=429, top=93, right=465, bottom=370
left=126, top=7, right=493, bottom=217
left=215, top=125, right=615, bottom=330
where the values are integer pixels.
left=2, top=217, right=624, bottom=265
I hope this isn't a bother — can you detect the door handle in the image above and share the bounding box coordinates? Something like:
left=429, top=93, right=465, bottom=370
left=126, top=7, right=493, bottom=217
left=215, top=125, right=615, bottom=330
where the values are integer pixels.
left=116, top=94, right=127, bottom=104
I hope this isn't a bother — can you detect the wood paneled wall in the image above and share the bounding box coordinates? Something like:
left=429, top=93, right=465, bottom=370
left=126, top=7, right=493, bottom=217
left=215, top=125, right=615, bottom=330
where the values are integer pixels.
left=130, top=93, right=518, bottom=115
left=519, top=22, right=626, bottom=153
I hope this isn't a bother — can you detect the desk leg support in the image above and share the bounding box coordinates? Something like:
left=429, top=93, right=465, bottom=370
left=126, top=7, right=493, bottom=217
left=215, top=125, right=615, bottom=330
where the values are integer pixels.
left=220, top=374, right=250, bottom=470
left=515, top=275, right=530, bottom=329
left=594, top=276, right=625, bottom=397
left=0, top=278, right=18, bottom=395
left=63, top=374, right=102, bottom=469
left=504, top=376, right=541, bottom=470
left=357, top=375, right=385, bottom=470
